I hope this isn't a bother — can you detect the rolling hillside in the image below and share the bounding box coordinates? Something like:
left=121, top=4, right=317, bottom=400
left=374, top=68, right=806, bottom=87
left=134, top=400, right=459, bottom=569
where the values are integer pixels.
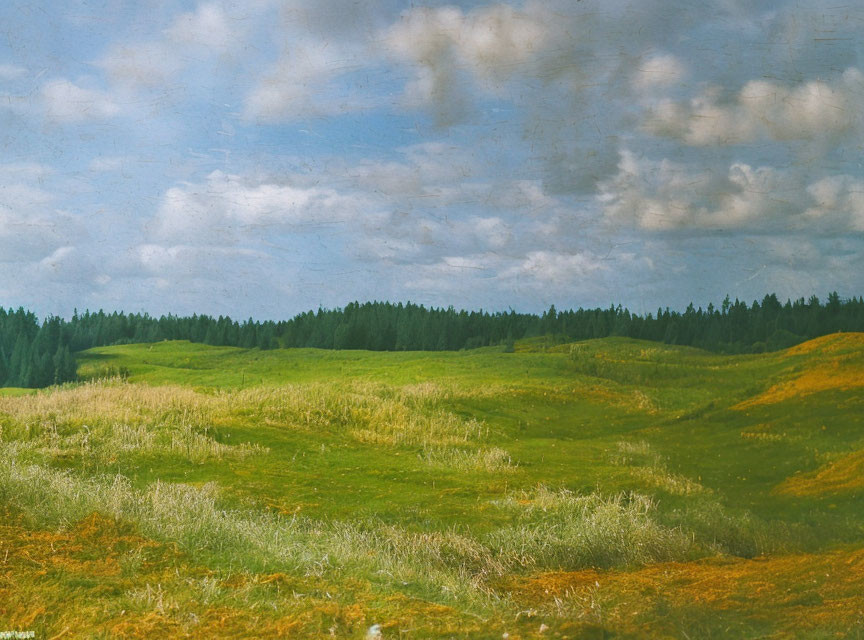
left=0, top=335, right=862, bottom=638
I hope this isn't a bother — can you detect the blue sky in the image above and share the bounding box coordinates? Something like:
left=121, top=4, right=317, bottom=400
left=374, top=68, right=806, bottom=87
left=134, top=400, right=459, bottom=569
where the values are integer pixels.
left=1, top=0, right=863, bottom=319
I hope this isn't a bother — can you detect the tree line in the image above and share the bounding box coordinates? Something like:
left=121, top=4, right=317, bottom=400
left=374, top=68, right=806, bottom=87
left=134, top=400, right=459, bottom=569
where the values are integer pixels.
left=2, top=293, right=863, bottom=388
left=0, top=308, right=76, bottom=388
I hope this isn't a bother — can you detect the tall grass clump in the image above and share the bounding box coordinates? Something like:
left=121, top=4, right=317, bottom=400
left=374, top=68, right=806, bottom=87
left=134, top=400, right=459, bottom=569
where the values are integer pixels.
left=612, top=441, right=710, bottom=496
left=488, top=487, right=696, bottom=570
left=0, top=379, right=490, bottom=465
left=238, top=383, right=488, bottom=447
left=419, top=445, right=516, bottom=473
left=0, top=380, right=266, bottom=464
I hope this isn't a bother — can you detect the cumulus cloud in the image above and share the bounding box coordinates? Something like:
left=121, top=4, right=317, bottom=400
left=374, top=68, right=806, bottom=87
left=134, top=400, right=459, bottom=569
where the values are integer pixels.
left=150, top=169, right=366, bottom=244
left=98, top=2, right=249, bottom=89
left=165, top=3, right=238, bottom=50
left=805, top=175, right=864, bottom=232
left=135, top=243, right=267, bottom=278
left=384, top=4, right=548, bottom=123
left=599, top=150, right=864, bottom=234
left=599, top=151, right=810, bottom=231
left=645, top=68, right=864, bottom=146
left=242, top=41, right=382, bottom=122
left=40, top=79, right=120, bottom=122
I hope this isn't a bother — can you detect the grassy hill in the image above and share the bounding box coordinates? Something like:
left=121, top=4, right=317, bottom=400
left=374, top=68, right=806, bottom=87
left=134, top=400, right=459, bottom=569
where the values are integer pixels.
left=0, top=335, right=862, bottom=638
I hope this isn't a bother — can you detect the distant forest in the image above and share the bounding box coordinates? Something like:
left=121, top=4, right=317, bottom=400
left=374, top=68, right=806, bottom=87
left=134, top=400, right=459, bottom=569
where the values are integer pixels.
left=2, top=293, right=863, bottom=388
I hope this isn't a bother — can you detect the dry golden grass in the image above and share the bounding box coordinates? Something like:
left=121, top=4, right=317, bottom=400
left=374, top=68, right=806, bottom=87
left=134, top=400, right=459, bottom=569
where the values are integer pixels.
left=776, top=449, right=864, bottom=497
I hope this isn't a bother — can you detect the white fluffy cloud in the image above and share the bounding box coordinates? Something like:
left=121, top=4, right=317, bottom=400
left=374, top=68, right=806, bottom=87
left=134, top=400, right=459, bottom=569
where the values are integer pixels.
left=645, top=68, right=864, bottom=146
left=502, top=250, right=607, bottom=283
left=599, top=150, right=864, bottom=233
left=242, top=41, right=382, bottom=122
left=135, top=244, right=267, bottom=278
left=150, top=170, right=366, bottom=244
left=40, top=79, right=120, bottom=123
left=805, top=176, right=864, bottom=232
left=384, top=4, right=548, bottom=123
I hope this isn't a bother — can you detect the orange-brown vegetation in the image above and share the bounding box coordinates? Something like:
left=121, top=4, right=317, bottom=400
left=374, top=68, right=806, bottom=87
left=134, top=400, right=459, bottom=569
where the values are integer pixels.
left=506, top=547, right=864, bottom=638
left=735, top=359, right=864, bottom=408
left=0, top=508, right=490, bottom=639
left=776, top=449, right=864, bottom=497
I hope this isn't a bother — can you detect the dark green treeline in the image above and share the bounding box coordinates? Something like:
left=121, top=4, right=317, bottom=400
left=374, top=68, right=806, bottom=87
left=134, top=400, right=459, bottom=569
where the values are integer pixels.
left=2, top=293, right=863, bottom=388
left=0, top=309, right=76, bottom=388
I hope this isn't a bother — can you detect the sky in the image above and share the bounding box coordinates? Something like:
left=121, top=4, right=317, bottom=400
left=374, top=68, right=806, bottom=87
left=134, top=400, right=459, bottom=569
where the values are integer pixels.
left=1, top=0, right=863, bottom=319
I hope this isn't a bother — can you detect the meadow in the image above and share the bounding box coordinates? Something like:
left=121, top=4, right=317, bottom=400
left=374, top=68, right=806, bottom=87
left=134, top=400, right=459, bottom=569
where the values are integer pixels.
left=1, top=334, right=863, bottom=638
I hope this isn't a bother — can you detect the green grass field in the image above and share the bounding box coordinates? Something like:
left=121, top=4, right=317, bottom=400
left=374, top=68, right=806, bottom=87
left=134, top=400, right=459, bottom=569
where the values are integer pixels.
left=1, top=334, right=863, bottom=638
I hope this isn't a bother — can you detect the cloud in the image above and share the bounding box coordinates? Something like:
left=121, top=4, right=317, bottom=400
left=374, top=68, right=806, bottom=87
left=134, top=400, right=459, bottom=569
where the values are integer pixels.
left=98, top=41, right=183, bottom=88
left=644, top=68, right=864, bottom=146
left=97, top=2, right=250, bottom=89
left=805, top=175, right=864, bottom=232
left=632, top=54, right=687, bottom=91
left=0, top=163, right=85, bottom=264
left=0, top=63, right=26, bottom=80
left=502, top=250, right=607, bottom=283
left=150, top=170, right=365, bottom=244
left=135, top=243, right=267, bottom=279
left=599, top=151, right=809, bottom=231
left=40, top=79, right=120, bottom=122
left=383, top=4, right=548, bottom=124
left=599, top=150, right=864, bottom=234
left=242, top=41, right=380, bottom=122
left=241, top=0, right=413, bottom=122
left=165, top=3, right=238, bottom=50
left=29, top=246, right=102, bottom=284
